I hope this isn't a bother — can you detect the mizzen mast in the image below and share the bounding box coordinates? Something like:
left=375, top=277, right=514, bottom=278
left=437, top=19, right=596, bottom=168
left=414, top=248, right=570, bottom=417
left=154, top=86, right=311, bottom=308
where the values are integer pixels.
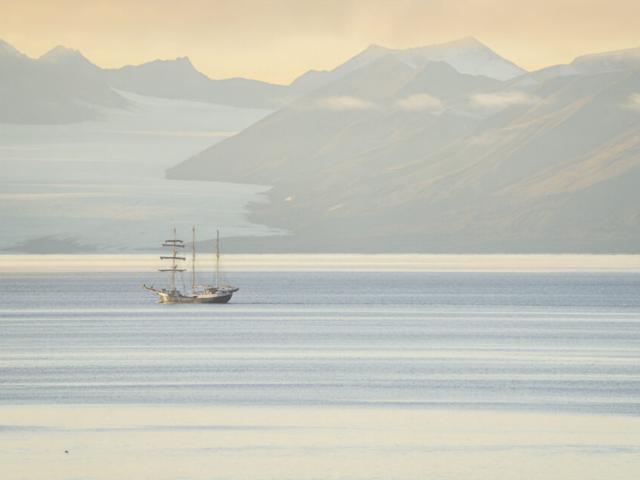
left=216, top=230, right=220, bottom=289
left=160, top=228, right=186, bottom=291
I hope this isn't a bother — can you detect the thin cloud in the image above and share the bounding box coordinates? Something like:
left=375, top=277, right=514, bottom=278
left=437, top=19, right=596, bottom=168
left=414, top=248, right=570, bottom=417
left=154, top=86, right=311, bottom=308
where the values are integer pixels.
left=313, top=96, right=378, bottom=111
left=397, top=94, right=443, bottom=111
left=624, top=93, right=640, bottom=112
left=270, top=95, right=297, bottom=108
left=470, top=91, right=540, bottom=109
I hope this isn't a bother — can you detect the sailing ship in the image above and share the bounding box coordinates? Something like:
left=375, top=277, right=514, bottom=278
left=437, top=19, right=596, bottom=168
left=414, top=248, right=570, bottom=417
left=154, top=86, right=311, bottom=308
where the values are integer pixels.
left=142, top=228, right=239, bottom=304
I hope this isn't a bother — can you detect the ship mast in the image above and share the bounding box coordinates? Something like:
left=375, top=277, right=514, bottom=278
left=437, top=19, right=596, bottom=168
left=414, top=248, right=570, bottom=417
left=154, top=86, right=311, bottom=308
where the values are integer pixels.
left=216, top=230, right=220, bottom=288
left=192, top=226, right=196, bottom=296
left=160, top=228, right=185, bottom=292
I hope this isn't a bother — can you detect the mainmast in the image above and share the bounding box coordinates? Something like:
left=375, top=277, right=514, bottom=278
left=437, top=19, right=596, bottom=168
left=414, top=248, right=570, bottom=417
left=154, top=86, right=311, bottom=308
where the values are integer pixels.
left=160, top=228, right=185, bottom=292
left=216, top=230, right=220, bottom=289
left=192, top=226, right=195, bottom=296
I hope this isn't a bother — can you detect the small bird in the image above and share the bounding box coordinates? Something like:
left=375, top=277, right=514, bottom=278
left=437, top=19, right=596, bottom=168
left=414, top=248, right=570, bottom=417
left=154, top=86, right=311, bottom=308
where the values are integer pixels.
left=64, top=451, right=68, bottom=455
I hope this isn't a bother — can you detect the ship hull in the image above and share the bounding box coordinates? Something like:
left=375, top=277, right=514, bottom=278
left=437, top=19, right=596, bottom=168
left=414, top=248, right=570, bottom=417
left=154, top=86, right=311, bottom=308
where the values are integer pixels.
left=156, top=293, right=233, bottom=304
left=144, top=228, right=237, bottom=305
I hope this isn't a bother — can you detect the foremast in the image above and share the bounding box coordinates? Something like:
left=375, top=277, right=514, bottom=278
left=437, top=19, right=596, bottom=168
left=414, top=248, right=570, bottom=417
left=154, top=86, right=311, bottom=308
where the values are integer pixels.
left=160, top=228, right=185, bottom=292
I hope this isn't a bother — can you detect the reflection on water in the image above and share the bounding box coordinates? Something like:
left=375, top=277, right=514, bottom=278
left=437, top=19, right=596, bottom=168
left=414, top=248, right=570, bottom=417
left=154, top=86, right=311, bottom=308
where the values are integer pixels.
left=1, top=269, right=639, bottom=479
left=2, top=406, right=640, bottom=480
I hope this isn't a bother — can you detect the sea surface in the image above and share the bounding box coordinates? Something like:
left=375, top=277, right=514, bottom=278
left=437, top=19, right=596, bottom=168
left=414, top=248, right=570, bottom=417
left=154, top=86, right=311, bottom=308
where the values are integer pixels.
left=1, top=267, right=640, bottom=479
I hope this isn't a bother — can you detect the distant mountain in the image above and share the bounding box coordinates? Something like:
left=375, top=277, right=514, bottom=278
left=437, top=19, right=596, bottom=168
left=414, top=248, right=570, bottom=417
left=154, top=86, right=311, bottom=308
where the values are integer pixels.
left=108, top=37, right=522, bottom=109
left=4, top=36, right=640, bottom=252
left=0, top=41, right=127, bottom=124
left=288, top=37, right=525, bottom=96
left=0, top=38, right=29, bottom=61
left=167, top=54, right=498, bottom=185
left=516, top=46, right=640, bottom=85
left=36, top=46, right=128, bottom=111
left=1, top=37, right=523, bottom=124
left=105, top=57, right=287, bottom=109
left=0, top=39, right=287, bottom=124
left=40, top=45, right=95, bottom=66
left=571, top=46, right=640, bottom=73
left=388, top=37, right=526, bottom=80
left=168, top=44, right=640, bottom=253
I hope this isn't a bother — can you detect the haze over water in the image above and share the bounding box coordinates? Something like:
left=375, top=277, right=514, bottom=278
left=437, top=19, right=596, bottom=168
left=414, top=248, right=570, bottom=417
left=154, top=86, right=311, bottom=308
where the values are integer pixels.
left=1, top=256, right=639, bottom=479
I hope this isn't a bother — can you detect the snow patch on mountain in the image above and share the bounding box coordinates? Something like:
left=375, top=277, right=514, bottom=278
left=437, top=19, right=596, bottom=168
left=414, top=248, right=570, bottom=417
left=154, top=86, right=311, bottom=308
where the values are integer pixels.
left=40, top=46, right=83, bottom=61
left=390, top=37, right=526, bottom=81
left=571, top=46, right=640, bottom=73
left=290, top=37, right=526, bottom=95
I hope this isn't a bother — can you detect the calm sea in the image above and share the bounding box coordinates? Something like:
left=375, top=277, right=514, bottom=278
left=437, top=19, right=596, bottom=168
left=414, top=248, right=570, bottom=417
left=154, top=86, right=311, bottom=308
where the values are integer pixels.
left=1, top=268, right=640, bottom=479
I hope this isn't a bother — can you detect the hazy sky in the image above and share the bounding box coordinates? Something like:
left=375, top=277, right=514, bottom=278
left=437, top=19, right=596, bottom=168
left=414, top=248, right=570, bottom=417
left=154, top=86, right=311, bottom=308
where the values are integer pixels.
left=2, top=0, right=640, bottom=84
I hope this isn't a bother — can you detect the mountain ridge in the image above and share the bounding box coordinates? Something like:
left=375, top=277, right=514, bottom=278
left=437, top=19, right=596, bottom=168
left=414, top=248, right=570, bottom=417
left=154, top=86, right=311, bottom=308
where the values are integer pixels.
left=167, top=47, right=640, bottom=253
left=0, top=36, right=526, bottom=123
left=2, top=37, right=640, bottom=252
left=0, top=40, right=127, bottom=124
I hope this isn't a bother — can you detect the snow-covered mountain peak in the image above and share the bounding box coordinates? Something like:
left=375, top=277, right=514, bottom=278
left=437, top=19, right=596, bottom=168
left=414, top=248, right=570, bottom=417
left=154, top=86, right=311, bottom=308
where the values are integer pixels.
left=290, top=37, right=525, bottom=96
left=392, top=38, right=526, bottom=80
left=444, top=36, right=484, bottom=48
left=330, top=38, right=525, bottom=83
left=571, top=46, right=640, bottom=73
left=39, top=46, right=93, bottom=66
left=364, top=44, right=389, bottom=53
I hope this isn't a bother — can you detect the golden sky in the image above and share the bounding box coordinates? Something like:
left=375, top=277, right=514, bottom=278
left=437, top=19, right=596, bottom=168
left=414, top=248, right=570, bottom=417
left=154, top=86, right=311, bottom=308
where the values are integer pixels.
left=2, top=0, right=640, bottom=84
